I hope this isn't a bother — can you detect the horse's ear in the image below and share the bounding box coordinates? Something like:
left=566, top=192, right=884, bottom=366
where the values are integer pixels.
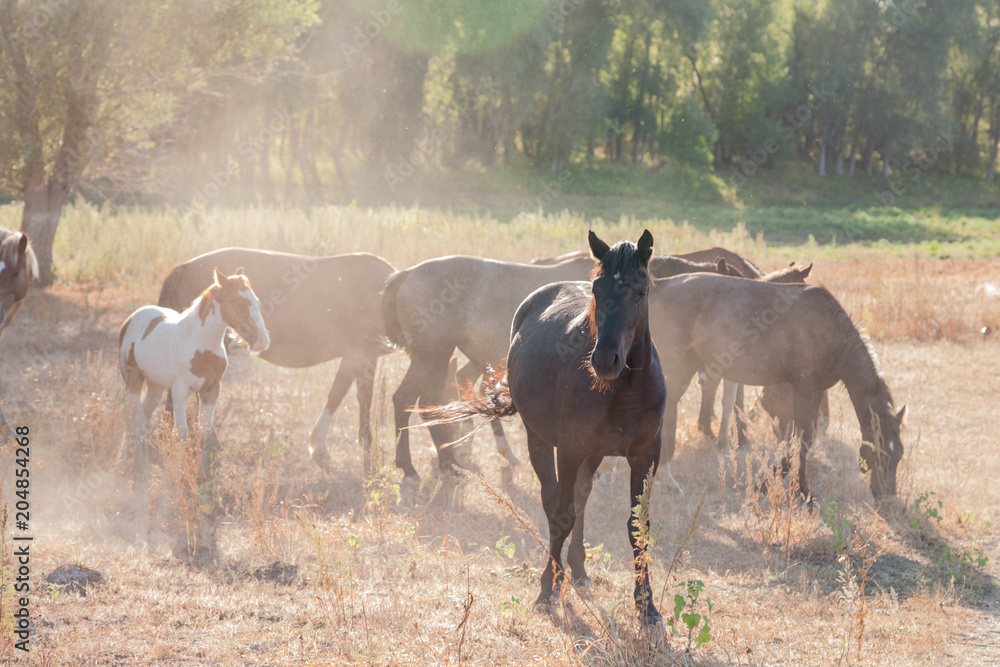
left=636, top=229, right=654, bottom=264
left=17, top=233, right=28, bottom=255
left=801, top=263, right=813, bottom=279
left=588, top=230, right=610, bottom=261
left=716, top=257, right=729, bottom=275
left=213, top=266, right=224, bottom=286
left=234, top=266, right=245, bottom=276
left=896, top=405, right=907, bottom=423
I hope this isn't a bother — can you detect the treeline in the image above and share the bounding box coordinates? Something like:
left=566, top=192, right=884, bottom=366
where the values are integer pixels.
left=174, top=0, right=1000, bottom=205
left=3, top=0, right=1000, bottom=280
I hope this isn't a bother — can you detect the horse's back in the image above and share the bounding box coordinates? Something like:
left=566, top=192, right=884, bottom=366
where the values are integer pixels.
left=390, top=255, right=592, bottom=366
left=652, top=273, right=845, bottom=384
left=160, top=248, right=393, bottom=367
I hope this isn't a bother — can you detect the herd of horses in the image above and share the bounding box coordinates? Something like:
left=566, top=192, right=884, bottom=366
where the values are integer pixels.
left=0, top=225, right=907, bottom=626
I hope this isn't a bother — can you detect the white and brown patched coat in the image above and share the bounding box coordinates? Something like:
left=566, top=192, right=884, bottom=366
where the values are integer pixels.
left=117, top=269, right=268, bottom=475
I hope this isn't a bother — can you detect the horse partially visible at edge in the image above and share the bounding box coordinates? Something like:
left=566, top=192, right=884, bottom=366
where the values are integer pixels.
left=0, top=228, right=38, bottom=439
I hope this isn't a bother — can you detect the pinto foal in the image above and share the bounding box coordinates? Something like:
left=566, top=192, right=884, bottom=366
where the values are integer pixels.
left=118, top=268, right=269, bottom=477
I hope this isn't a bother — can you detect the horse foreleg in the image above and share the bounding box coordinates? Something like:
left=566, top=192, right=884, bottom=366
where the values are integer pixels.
left=309, top=358, right=360, bottom=471
left=537, top=448, right=580, bottom=608
left=392, top=352, right=453, bottom=480
left=197, top=380, right=221, bottom=483
left=490, top=420, right=520, bottom=468
left=170, top=384, right=190, bottom=440
left=718, top=380, right=739, bottom=451
left=659, top=400, right=685, bottom=496
left=697, top=372, right=720, bottom=438
left=628, top=451, right=662, bottom=625
left=354, top=356, right=377, bottom=475
left=526, top=429, right=561, bottom=608
left=786, top=386, right=822, bottom=501
left=567, top=455, right=602, bottom=588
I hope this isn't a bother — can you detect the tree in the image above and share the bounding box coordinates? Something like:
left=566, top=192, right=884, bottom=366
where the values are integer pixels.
left=0, top=0, right=317, bottom=283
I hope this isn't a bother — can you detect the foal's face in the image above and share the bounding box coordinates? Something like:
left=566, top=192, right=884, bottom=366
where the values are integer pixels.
left=860, top=405, right=906, bottom=498
left=0, top=233, right=32, bottom=334
left=587, top=230, right=654, bottom=381
left=216, top=271, right=270, bottom=352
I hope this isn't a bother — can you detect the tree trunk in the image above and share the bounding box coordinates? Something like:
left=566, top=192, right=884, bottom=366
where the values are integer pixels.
left=864, top=141, right=875, bottom=178
left=21, top=184, right=67, bottom=286
left=818, top=124, right=828, bottom=177
left=988, top=132, right=999, bottom=182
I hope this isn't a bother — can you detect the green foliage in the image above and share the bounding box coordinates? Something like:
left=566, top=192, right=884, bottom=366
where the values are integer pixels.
left=666, top=579, right=714, bottom=650
left=494, top=535, right=515, bottom=561
left=660, top=97, right=717, bottom=168
left=939, top=546, right=989, bottom=584
left=820, top=502, right=853, bottom=552
left=584, top=541, right=611, bottom=565
left=500, top=594, right=526, bottom=617
left=910, top=491, right=944, bottom=531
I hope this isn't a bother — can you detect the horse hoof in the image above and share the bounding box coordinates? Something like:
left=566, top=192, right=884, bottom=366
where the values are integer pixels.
left=641, top=614, right=665, bottom=633
left=499, top=448, right=521, bottom=468
left=572, top=575, right=592, bottom=593
left=309, top=444, right=331, bottom=471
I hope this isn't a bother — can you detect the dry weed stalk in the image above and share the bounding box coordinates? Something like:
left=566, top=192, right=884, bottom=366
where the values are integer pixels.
left=151, top=425, right=217, bottom=558
left=229, top=458, right=292, bottom=564
left=835, top=527, right=891, bottom=664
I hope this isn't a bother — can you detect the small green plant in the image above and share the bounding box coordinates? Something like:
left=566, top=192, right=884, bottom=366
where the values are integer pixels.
left=494, top=535, right=515, bottom=561
left=909, top=491, right=943, bottom=530
left=584, top=541, right=611, bottom=565
left=666, top=579, right=713, bottom=651
left=820, top=502, right=852, bottom=552
left=500, top=594, right=526, bottom=617
left=939, top=546, right=989, bottom=583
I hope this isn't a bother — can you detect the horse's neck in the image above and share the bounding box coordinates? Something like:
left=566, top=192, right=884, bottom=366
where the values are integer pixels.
left=838, top=348, right=885, bottom=429
left=180, top=295, right=229, bottom=347
left=625, top=314, right=655, bottom=373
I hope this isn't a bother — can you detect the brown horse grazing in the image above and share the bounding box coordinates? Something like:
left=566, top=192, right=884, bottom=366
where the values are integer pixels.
left=427, top=230, right=668, bottom=624
left=0, top=229, right=38, bottom=438
left=158, top=249, right=394, bottom=470
left=383, top=251, right=731, bottom=480
left=649, top=273, right=905, bottom=499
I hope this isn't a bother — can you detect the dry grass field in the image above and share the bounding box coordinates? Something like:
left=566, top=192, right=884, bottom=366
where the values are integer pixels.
left=2, top=203, right=1000, bottom=665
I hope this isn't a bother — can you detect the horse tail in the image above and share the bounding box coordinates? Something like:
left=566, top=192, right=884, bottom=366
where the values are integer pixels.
left=418, top=362, right=517, bottom=432
left=381, top=268, right=410, bottom=350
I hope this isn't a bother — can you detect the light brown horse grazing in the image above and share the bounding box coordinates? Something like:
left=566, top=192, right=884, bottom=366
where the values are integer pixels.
left=649, top=273, right=905, bottom=499
left=158, top=249, right=394, bottom=470
left=702, top=261, right=818, bottom=448
left=383, top=251, right=732, bottom=480
left=427, top=230, right=668, bottom=625
left=0, top=229, right=38, bottom=438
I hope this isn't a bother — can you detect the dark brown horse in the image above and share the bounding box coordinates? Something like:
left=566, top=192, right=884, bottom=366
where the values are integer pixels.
left=428, top=230, right=668, bottom=624
left=649, top=273, right=905, bottom=499
left=0, top=228, right=38, bottom=438
left=383, top=251, right=731, bottom=480
left=158, top=248, right=394, bottom=470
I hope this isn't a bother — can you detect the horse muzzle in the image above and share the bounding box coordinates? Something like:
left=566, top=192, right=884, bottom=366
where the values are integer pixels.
left=590, top=347, right=625, bottom=380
